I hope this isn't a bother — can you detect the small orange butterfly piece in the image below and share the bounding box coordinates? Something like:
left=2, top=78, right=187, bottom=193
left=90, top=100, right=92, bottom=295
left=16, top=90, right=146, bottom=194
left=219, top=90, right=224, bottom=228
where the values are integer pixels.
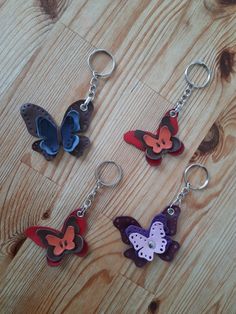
left=46, top=226, right=76, bottom=256
left=143, top=126, right=172, bottom=154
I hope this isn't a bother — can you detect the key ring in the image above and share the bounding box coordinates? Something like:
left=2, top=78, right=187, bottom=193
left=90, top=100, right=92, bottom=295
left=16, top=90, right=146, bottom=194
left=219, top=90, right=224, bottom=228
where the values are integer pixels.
left=88, top=49, right=116, bottom=78
left=185, top=60, right=211, bottom=89
left=80, top=49, right=116, bottom=112
left=184, top=163, right=209, bottom=190
left=77, top=160, right=123, bottom=217
left=169, top=163, right=209, bottom=208
left=95, top=160, right=123, bottom=187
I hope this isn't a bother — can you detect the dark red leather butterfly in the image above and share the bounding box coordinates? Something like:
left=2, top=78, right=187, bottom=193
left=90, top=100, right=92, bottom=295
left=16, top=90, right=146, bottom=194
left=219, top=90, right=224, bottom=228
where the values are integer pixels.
left=124, top=110, right=184, bottom=166
left=25, top=210, right=88, bottom=266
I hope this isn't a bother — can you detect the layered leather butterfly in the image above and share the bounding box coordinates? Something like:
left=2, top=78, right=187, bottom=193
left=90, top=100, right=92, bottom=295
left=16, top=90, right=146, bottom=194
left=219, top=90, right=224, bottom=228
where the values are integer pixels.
left=20, top=100, right=93, bottom=160
left=25, top=210, right=88, bottom=266
left=124, top=110, right=184, bottom=166
left=114, top=206, right=180, bottom=267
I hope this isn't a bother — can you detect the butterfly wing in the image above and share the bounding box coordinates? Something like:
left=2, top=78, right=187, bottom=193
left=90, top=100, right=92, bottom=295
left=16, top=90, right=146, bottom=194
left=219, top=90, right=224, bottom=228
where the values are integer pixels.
left=63, top=225, right=76, bottom=250
left=148, top=220, right=168, bottom=254
left=145, top=156, right=162, bottom=166
left=61, top=109, right=80, bottom=153
left=46, top=225, right=76, bottom=256
left=127, top=232, right=148, bottom=250
left=161, top=206, right=181, bottom=236
left=36, top=116, right=60, bottom=156
left=158, top=240, right=180, bottom=262
left=124, top=130, right=163, bottom=166
left=143, top=135, right=161, bottom=154
left=144, top=126, right=172, bottom=155
left=127, top=231, right=155, bottom=261
left=67, top=209, right=87, bottom=236
left=64, top=99, right=94, bottom=132
left=125, top=225, right=157, bottom=261
left=113, top=216, right=141, bottom=244
left=124, top=130, right=146, bottom=151
left=46, top=234, right=66, bottom=256
left=61, top=215, right=85, bottom=255
left=75, top=239, right=89, bottom=257
left=114, top=217, right=148, bottom=266
left=158, top=126, right=172, bottom=149
left=20, top=103, right=59, bottom=160
left=60, top=99, right=93, bottom=157
left=158, top=113, right=184, bottom=155
left=159, top=112, right=179, bottom=136
left=124, top=248, right=148, bottom=267
left=67, top=136, right=90, bottom=158
left=168, top=138, right=184, bottom=156
left=25, top=226, right=61, bottom=248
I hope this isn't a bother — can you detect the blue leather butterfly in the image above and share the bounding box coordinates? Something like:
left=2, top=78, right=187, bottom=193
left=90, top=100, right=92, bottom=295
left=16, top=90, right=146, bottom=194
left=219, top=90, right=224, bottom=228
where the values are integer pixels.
left=20, top=100, right=93, bottom=160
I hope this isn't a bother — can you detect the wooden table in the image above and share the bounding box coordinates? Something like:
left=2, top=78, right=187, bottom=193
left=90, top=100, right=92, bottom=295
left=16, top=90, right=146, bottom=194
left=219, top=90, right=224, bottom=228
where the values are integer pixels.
left=0, top=1, right=236, bottom=313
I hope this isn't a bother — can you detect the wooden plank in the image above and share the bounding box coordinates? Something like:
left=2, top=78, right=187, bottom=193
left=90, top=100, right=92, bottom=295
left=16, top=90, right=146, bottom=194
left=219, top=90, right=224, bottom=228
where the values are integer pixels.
left=0, top=162, right=61, bottom=280
left=62, top=0, right=236, bottom=104
left=0, top=0, right=71, bottom=98
left=96, top=274, right=155, bottom=314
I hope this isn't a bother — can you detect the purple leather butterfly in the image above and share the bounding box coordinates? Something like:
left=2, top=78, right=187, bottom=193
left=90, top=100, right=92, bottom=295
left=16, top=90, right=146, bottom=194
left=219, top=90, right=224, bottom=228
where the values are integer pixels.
left=20, top=99, right=93, bottom=160
left=113, top=206, right=181, bottom=267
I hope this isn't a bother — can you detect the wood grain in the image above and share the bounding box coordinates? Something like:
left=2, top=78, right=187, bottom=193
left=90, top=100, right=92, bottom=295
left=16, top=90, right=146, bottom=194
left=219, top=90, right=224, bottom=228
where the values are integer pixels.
left=0, top=162, right=61, bottom=279
left=0, top=0, right=71, bottom=98
left=0, top=0, right=236, bottom=313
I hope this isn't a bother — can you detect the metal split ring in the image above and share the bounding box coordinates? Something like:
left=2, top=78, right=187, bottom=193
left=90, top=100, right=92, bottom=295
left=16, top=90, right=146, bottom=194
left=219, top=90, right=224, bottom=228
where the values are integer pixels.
left=95, top=161, right=123, bottom=187
left=184, top=163, right=209, bottom=190
left=185, top=60, right=211, bottom=89
left=88, top=49, right=116, bottom=78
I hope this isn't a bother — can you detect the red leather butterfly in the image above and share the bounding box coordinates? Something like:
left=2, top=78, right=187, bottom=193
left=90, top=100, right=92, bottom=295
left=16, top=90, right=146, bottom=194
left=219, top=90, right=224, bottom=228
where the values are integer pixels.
left=25, top=210, right=88, bottom=266
left=124, top=110, right=184, bottom=166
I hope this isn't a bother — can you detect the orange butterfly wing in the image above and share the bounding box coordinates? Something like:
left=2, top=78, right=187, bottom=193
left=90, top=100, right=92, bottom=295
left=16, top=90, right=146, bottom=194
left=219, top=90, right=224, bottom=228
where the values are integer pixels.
left=63, top=225, right=76, bottom=250
left=158, top=126, right=172, bottom=149
left=46, top=234, right=63, bottom=256
left=143, top=135, right=161, bottom=154
left=46, top=226, right=75, bottom=256
left=143, top=126, right=172, bottom=154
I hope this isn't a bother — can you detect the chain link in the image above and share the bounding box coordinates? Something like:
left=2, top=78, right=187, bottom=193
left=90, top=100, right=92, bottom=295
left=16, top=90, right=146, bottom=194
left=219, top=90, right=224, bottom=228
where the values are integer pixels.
left=80, top=72, right=99, bottom=112
left=77, top=180, right=102, bottom=217
left=170, top=83, right=194, bottom=117
left=170, top=182, right=191, bottom=207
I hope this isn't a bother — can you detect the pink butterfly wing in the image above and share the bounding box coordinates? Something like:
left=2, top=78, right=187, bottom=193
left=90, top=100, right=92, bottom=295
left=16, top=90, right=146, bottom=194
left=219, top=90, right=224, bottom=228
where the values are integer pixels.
left=149, top=221, right=167, bottom=254
left=128, top=233, right=154, bottom=261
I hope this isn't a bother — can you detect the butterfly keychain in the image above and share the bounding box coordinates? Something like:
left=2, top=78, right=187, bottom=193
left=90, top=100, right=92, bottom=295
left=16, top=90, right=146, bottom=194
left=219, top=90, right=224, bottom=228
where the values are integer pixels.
left=25, top=161, right=123, bottom=266
left=20, top=49, right=116, bottom=160
left=124, top=61, right=212, bottom=166
left=114, top=163, right=209, bottom=267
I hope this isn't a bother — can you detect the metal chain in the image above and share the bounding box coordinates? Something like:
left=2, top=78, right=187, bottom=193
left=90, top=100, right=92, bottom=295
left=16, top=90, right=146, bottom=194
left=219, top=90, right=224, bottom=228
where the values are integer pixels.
left=170, top=182, right=191, bottom=207
left=80, top=72, right=99, bottom=111
left=170, top=83, right=194, bottom=117
left=77, top=180, right=102, bottom=217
